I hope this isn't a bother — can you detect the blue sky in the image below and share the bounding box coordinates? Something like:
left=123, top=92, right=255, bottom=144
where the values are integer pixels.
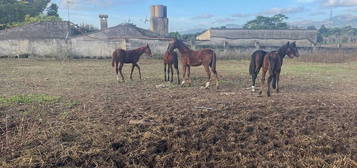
left=52, top=0, right=357, bottom=32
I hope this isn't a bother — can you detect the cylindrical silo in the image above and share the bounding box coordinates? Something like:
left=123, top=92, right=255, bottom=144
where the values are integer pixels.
left=150, top=6, right=155, bottom=18
left=150, top=5, right=168, bottom=35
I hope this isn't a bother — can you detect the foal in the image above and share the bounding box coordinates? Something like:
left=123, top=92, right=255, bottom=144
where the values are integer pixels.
left=112, top=44, right=152, bottom=82
left=259, top=42, right=299, bottom=97
left=163, top=44, right=180, bottom=84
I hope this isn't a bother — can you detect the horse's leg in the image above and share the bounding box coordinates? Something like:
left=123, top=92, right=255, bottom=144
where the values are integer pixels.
left=130, top=63, right=135, bottom=81
left=187, top=65, right=191, bottom=86
left=259, top=68, right=267, bottom=95
left=181, top=65, right=187, bottom=87
left=251, top=66, right=261, bottom=92
left=211, top=67, right=219, bottom=89
left=170, top=64, right=174, bottom=82
left=135, top=64, right=142, bottom=80
left=267, top=74, right=273, bottom=97
left=164, top=63, right=167, bottom=81
left=176, top=66, right=180, bottom=85
left=115, top=62, right=120, bottom=81
left=276, top=71, right=281, bottom=93
left=167, top=64, right=171, bottom=82
left=119, top=63, right=125, bottom=82
left=203, top=65, right=211, bottom=89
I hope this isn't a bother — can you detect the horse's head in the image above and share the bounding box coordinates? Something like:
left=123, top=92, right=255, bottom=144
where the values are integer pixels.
left=168, top=38, right=178, bottom=53
left=284, top=41, right=299, bottom=58
left=289, top=41, right=299, bottom=57
left=145, top=44, right=152, bottom=57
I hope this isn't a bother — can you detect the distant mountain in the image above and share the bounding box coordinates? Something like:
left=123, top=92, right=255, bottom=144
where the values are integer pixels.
left=224, top=24, right=243, bottom=28
left=179, top=24, right=243, bottom=35
left=291, top=14, right=357, bottom=28
left=179, top=28, right=206, bottom=35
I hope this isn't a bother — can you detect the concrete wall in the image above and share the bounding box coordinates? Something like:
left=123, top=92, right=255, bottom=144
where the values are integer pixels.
left=1, top=36, right=355, bottom=60
left=0, top=38, right=171, bottom=59
left=0, top=39, right=68, bottom=59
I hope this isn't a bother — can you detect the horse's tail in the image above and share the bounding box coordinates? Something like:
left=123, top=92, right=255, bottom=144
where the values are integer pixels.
left=112, top=50, right=117, bottom=67
left=249, top=51, right=257, bottom=75
left=209, top=51, right=217, bottom=72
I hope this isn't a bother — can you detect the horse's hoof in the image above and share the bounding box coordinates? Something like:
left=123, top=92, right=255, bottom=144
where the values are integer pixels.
left=251, top=86, right=256, bottom=92
left=181, top=81, right=186, bottom=87
left=205, top=82, right=210, bottom=89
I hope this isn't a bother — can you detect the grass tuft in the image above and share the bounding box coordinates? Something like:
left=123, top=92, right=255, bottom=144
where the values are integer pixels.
left=0, top=94, right=60, bottom=105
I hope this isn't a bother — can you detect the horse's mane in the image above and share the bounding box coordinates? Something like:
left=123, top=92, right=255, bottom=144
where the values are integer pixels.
left=176, top=39, right=191, bottom=51
left=277, top=43, right=289, bottom=56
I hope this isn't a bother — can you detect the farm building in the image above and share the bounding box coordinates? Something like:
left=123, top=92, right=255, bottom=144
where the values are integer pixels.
left=196, top=28, right=319, bottom=48
left=0, top=20, right=171, bottom=59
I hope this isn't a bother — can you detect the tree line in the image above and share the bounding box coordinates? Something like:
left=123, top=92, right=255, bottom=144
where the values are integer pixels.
left=0, top=0, right=60, bottom=29
left=170, top=14, right=357, bottom=43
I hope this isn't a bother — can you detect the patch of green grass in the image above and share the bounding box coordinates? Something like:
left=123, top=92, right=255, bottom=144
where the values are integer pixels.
left=65, top=100, right=81, bottom=108
left=0, top=94, right=61, bottom=105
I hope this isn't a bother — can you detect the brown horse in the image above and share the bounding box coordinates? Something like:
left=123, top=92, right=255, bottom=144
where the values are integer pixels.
left=249, top=50, right=268, bottom=92
left=259, top=42, right=299, bottom=97
left=163, top=44, right=180, bottom=84
left=168, top=38, right=219, bottom=89
left=112, top=44, right=152, bottom=82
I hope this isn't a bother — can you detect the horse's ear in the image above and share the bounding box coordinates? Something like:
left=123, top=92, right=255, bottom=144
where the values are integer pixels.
left=146, top=43, right=149, bottom=47
left=286, top=41, right=290, bottom=45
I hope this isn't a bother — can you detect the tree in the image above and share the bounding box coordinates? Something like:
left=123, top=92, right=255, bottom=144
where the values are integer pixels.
left=243, top=14, right=289, bottom=29
left=318, top=25, right=328, bottom=36
left=8, top=14, right=62, bottom=28
left=0, top=0, right=51, bottom=29
left=168, top=32, right=181, bottom=39
left=78, top=24, right=98, bottom=34
left=46, top=3, right=59, bottom=17
left=307, top=25, right=317, bottom=30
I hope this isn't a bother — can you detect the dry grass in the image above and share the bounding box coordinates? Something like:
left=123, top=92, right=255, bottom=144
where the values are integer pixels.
left=0, top=55, right=356, bottom=168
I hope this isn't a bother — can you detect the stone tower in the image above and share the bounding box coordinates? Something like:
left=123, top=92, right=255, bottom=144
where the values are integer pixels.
left=150, top=5, right=168, bottom=36
left=99, top=14, right=108, bottom=30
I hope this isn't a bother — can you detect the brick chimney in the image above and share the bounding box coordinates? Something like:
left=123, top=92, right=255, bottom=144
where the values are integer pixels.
left=99, top=14, right=108, bottom=30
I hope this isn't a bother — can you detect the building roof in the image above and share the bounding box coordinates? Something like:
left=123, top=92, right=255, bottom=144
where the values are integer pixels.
left=76, top=23, right=165, bottom=40
left=197, top=28, right=318, bottom=43
left=0, top=21, right=70, bottom=40
left=0, top=22, right=167, bottom=41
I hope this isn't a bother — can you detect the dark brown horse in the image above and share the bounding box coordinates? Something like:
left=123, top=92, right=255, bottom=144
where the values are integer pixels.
left=163, top=44, right=180, bottom=84
left=112, top=44, right=152, bottom=82
left=168, top=38, right=219, bottom=89
left=259, top=42, right=299, bottom=96
left=249, top=50, right=268, bottom=92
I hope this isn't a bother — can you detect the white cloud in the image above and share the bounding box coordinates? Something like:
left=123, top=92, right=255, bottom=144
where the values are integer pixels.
left=192, top=14, right=215, bottom=20
left=260, top=6, right=306, bottom=15
left=212, top=18, right=236, bottom=24
left=296, top=0, right=316, bottom=2
left=232, top=13, right=253, bottom=18
left=323, top=0, right=357, bottom=7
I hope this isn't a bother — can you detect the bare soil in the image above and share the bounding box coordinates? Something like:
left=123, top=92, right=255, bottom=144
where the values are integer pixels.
left=0, top=58, right=356, bottom=168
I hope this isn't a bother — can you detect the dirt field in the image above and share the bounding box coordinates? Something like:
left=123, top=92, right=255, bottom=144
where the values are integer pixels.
left=0, top=57, right=356, bottom=168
